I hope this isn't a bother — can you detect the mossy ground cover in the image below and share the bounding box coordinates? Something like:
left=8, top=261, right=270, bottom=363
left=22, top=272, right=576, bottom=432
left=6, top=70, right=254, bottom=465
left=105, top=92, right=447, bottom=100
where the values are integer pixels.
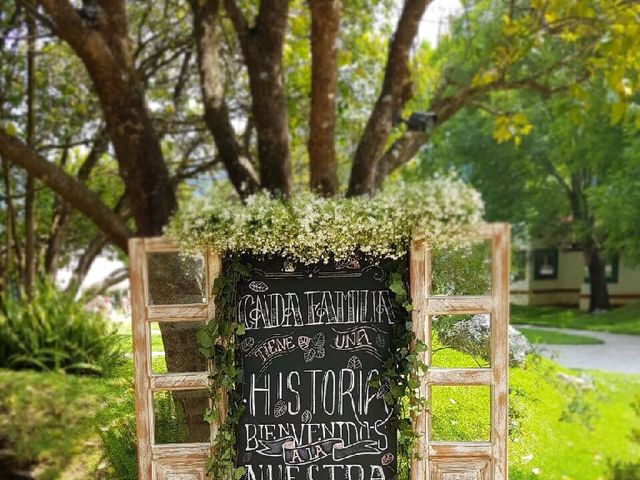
left=0, top=366, right=134, bottom=479
left=1, top=332, right=639, bottom=479
left=511, top=302, right=640, bottom=335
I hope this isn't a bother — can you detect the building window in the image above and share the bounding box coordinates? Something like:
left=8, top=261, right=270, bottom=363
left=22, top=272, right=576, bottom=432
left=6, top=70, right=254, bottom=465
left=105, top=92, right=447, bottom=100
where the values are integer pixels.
left=533, top=249, right=558, bottom=280
left=584, top=255, right=619, bottom=284
left=511, top=251, right=527, bottom=282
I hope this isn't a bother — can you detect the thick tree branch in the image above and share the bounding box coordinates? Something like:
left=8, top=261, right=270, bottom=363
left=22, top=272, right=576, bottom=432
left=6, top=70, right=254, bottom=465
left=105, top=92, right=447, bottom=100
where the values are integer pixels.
left=190, top=0, right=259, bottom=197
left=374, top=131, right=427, bottom=187
left=172, top=157, right=221, bottom=184
left=80, top=266, right=129, bottom=302
left=373, top=63, right=588, bottom=187
left=44, top=130, right=109, bottom=274
left=66, top=233, right=108, bottom=295
left=1, top=157, right=22, bottom=275
left=222, top=0, right=249, bottom=37
left=223, top=0, right=291, bottom=195
left=0, top=129, right=130, bottom=251
left=308, top=0, right=340, bottom=196
left=37, top=0, right=176, bottom=236
left=347, top=0, right=432, bottom=196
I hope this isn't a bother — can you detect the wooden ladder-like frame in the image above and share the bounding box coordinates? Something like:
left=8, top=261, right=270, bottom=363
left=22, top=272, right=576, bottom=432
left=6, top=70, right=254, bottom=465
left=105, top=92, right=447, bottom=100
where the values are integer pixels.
left=129, top=238, right=222, bottom=480
left=130, top=223, right=509, bottom=479
left=410, top=223, right=510, bottom=480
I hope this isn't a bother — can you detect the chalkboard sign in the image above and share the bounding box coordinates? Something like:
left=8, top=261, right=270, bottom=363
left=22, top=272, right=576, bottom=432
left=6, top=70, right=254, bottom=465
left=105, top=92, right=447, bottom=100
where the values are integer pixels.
left=235, top=254, right=402, bottom=480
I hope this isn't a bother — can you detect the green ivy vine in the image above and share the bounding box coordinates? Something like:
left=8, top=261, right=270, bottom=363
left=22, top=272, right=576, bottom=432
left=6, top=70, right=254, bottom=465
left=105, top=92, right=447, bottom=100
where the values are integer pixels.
left=373, top=260, right=429, bottom=470
left=197, top=257, right=249, bottom=480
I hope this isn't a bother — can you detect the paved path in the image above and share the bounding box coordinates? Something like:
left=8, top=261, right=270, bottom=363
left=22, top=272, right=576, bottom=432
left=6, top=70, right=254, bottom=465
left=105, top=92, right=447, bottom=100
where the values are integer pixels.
left=516, top=325, right=640, bottom=374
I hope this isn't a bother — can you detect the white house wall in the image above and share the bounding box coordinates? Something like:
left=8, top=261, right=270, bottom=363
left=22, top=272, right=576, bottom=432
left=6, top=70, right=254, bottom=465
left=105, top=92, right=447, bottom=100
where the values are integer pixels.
left=511, top=250, right=583, bottom=307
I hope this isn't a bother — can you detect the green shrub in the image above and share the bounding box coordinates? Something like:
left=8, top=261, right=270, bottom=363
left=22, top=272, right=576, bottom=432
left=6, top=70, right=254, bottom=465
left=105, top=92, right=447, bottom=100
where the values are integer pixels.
left=608, top=395, right=640, bottom=480
left=100, top=414, right=138, bottom=480
left=99, top=390, right=191, bottom=478
left=0, top=280, right=125, bottom=375
left=609, top=462, right=640, bottom=480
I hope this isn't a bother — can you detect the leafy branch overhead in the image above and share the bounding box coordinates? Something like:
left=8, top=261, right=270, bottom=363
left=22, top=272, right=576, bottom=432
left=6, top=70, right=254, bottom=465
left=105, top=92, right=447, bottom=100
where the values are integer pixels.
left=1, top=0, right=638, bottom=258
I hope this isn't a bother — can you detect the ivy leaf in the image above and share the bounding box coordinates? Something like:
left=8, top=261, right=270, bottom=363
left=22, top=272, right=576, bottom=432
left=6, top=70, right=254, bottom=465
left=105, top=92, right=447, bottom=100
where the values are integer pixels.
left=196, top=329, right=212, bottom=348
left=415, top=341, right=428, bottom=353
left=203, top=408, right=216, bottom=423
left=389, top=277, right=406, bottom=297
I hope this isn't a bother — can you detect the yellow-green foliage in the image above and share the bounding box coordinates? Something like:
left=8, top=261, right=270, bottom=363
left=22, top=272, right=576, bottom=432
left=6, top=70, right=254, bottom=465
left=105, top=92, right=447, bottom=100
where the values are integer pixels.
left=429, top=332, right=640, bottom=480
left=0, top=368, right=133, bottom=479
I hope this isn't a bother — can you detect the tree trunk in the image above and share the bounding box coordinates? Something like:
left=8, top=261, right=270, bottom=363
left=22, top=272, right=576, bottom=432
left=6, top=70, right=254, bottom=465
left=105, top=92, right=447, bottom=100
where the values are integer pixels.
left=147, top=252, right=210, bottom=442
left=584, top=247, right=611, bottom=312
left=189, top=0, right=259, bottom=198
left=38, top=0, right=176, bottom=235
left=224, top=0, right=292, bottom=196
left=1, top=157, right=20, bottom=289
left=24, top=13, right=37, bottom=296
left=161, top=322, right=210, bottom=442
left=347, top=0, right=432, bottom=196
left=308, top=0, right=340, bottom=196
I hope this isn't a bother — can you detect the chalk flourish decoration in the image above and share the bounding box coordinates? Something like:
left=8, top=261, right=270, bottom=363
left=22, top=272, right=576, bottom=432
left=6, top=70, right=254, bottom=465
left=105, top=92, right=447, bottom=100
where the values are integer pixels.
left=257, top=437, right=381, bottom=466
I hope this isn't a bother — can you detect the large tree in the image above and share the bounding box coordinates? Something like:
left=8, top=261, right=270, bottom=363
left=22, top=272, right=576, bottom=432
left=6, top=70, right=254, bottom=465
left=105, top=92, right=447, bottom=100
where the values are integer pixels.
left=417, top=84, right=635, bottom=311
left=1, top=0, right=639, bottom=436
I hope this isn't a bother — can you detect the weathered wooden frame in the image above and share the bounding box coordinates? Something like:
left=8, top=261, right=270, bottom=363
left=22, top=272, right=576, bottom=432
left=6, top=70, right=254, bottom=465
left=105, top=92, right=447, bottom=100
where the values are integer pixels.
left=130, top=223, right=509, bottom=479
left=129, top=238, right=222, bottom=480
left=409, top=223, right=510, bottom=480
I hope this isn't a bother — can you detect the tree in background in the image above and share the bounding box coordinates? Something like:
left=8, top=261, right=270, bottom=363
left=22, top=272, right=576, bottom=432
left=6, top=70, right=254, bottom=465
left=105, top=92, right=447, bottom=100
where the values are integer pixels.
left=414, top=83, right=636, bottom=311
left=0, top=0, right=639, bottom=435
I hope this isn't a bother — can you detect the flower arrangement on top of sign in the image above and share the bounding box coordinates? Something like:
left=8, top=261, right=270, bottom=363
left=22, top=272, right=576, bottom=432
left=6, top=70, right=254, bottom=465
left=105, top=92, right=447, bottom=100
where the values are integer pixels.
left=172, top=175, right=484, bottom=480
left=168, top=174, right=484, bottom=265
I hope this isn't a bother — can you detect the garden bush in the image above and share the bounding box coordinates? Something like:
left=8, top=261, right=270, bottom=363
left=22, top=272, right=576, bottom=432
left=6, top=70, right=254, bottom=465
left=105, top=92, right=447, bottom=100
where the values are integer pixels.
left=0, top=280, right=124, bottom=375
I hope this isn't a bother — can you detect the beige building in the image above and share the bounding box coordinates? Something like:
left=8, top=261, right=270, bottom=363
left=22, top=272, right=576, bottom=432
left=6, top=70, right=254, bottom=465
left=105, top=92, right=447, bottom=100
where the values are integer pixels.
left=509, top=245, right=640, bottom=311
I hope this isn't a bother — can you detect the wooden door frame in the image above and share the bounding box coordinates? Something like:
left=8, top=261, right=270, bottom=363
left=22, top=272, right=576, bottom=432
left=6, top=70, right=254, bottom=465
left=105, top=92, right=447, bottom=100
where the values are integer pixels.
left=129, top=223, right=509, bottom=479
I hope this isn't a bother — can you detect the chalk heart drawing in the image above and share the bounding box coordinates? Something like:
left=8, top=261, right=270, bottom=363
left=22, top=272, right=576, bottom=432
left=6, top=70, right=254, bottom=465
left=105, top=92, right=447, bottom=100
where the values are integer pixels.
left=381, top=453, right=394, bottom=466
left=301, top=409, right=312, bottom=424
left=249, top=280, right=269, bottom=293
left=347, top=356, right=362, bottom=370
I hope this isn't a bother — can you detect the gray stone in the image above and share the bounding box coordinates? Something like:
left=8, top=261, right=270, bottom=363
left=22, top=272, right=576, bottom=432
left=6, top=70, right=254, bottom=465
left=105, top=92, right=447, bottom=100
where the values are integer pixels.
left=436, top=314, right=532, bottom=367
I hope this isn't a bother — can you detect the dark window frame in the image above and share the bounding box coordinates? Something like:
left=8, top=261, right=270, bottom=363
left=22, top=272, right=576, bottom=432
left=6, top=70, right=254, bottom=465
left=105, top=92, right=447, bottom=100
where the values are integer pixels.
left=533, top=249, right=559, bottom=280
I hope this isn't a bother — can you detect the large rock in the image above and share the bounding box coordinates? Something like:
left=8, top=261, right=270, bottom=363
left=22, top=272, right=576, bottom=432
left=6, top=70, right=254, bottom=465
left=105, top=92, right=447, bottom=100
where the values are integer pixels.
left=436, top=314, right=532, bottom=367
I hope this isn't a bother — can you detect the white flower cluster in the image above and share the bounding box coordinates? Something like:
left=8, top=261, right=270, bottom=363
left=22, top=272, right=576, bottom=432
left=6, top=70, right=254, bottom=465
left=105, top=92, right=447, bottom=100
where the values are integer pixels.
left=168, top=174, right=484, bottom=264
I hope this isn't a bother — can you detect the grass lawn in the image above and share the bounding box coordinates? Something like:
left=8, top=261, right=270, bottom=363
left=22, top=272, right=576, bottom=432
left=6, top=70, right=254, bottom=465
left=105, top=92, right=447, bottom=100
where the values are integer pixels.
left=1, top=333, right=640, bottom=479
left=516, top=326, right=604, bottom=345
left=511, top=301, right=640, bottom=335
left=0, top=366, right=135, bottom=479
